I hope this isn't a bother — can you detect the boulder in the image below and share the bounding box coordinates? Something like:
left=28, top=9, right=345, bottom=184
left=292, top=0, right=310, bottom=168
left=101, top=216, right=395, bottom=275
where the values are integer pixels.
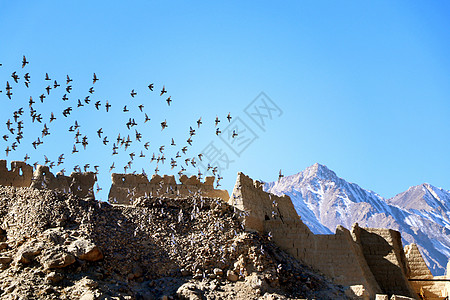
left=67, top=238, right=103, bottom=261
left=176, top=283, right=204, bottom=300
left=15, top=240, right=44, bottom=264
left=41, top=249, right=76, bottom=269
left=226, top=270, right=239, bottom=282
left=46, top=271, right=64, bottom=284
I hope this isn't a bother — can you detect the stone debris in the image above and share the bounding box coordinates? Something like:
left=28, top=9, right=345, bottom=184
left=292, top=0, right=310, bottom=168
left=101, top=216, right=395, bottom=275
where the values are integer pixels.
left=0, top=185, right=349, bottom=299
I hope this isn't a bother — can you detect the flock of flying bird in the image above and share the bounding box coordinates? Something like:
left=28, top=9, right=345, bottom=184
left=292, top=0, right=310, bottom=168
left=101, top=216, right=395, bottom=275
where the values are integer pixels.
left=0, top=55, right=239, bottom=195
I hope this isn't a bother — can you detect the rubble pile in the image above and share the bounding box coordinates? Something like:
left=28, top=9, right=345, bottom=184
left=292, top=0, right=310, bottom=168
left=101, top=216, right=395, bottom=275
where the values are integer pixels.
left=0, top=186, right=349, bottom=299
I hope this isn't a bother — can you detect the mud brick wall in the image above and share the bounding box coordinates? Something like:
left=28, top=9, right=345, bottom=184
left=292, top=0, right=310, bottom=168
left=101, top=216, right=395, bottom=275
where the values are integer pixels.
left=0, top=160, right=33, bottom=187
left=354, top=227, right=417, bottom=298
left=405, top=244, right=448, bottom=300
left=0, top=160, right=96, bottom=199
left=230, top=172, right=383, bottom=299
left=108, top=173, right=229, bottom=204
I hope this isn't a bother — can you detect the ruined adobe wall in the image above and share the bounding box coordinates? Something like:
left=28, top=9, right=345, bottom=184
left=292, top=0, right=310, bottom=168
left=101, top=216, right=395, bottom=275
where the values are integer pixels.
left=0, top=160, right=34, bottom=187
left=229, top=172, right=382, bottom=299
left=108, top=173, right=230, bottom=204
left=352, top=226, right=418, bottom=298
left=405, top=244, right=448, bottom=300
left=0, top=160, right=96, bottom=199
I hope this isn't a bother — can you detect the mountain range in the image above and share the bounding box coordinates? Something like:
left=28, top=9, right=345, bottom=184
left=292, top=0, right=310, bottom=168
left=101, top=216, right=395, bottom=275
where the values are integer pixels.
left=264, top=163, right=450, bottom=275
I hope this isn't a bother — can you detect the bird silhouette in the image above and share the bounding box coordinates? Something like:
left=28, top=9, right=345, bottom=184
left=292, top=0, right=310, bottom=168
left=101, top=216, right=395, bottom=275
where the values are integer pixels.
left=278, top=169, right=284, bottom=181
left=12, top=72, right=20, bottom=83
left=105, top=101, right=111, bottom=112
left=161, top=120, right=168, bottom=130
left=160, top=85, right=167, bottom=96
left=22, top=55, right=29, bottom=68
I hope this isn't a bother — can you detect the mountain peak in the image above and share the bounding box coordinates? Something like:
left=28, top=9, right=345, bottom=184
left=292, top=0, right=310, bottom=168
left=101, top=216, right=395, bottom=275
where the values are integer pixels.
left=303, top=163, right=338, bottom=181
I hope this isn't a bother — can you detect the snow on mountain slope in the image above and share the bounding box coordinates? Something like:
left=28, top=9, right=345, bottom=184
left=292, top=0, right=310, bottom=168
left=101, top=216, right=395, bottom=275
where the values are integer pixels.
left=264, top=163, right=450, bottom=275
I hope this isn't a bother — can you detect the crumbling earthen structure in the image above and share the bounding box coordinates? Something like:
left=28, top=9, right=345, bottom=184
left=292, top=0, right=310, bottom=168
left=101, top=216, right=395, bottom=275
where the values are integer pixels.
left=0, top=160, right=96, bottom=199
left=405, top=244, right=450, bottom=300
left=229, top=172, right=450, bottom=300
left=108, top=173, right=229, bottom=204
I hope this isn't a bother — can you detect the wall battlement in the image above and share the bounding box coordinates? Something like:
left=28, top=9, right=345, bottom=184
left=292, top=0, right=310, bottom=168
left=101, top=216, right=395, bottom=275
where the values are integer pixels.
left=0, top=160, right=96, bottom=198
left=0, top=160, right=229, bottom=203
left=108, top=173, right=229, bottom=204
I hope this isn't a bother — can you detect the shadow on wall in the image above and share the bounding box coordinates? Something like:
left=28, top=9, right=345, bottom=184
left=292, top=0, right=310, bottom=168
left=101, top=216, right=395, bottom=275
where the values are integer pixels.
left=354, top=228, right=417, bottom=298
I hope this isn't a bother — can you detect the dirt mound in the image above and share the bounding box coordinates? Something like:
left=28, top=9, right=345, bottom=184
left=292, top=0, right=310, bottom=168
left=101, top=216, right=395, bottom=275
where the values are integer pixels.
left=0, top=186, right=349, bottom=299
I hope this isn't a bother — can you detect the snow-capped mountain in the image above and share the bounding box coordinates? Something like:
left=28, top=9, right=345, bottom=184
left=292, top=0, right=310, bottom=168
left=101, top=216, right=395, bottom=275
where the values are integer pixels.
left=264, top=163, right=450, bottom=275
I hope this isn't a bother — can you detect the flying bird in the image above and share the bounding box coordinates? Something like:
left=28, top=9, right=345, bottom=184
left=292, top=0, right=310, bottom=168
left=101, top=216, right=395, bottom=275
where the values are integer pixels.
left=22, top=55, right=29, bottom=68
left=148, top=83, right=154, bottom=91
left=11, top=72, right=19, bottom=83
left=278, top=169, right=284, bottom=182
left=130, top=89, right=137, bottom=97
left=93, top=73, right=98, bottom=84
left=160, top=85, right=167, bottom=96
left=161, top=120, right=168, bottom=130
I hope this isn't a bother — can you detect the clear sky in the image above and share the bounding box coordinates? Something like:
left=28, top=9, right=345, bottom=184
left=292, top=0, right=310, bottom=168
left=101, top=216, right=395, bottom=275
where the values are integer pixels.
left=1, top=1, right=449, bottom=200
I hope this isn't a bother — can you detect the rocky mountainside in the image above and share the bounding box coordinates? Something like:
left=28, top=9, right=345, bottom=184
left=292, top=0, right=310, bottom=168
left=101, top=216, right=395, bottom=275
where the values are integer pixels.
left=0, top=186, right=349, bottom=300
left=264, top=163, right=450, bottom=276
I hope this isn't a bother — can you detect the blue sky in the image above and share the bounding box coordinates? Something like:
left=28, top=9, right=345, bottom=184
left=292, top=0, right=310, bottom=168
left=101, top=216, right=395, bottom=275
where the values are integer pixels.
left=1, top=1, right=449, bottom=200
